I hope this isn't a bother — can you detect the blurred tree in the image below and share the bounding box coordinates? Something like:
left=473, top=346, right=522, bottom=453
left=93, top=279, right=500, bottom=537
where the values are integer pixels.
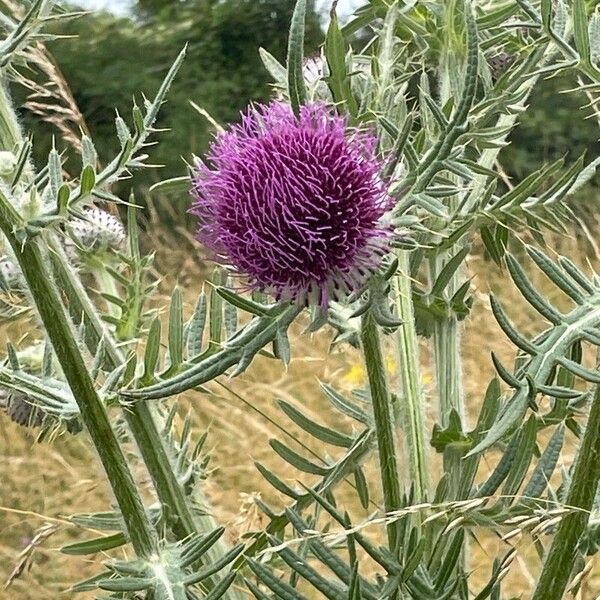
left=502, top=74, right=600, bottom=180
left=18, top=0, right=322, bottom=196
left=14, top=1, right=599, bottom=228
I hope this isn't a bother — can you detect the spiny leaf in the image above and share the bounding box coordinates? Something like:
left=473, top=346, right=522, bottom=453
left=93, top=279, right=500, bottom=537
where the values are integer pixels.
left=506, top=255, right=564, bottom=325
left=255, top=462, right=300, bottom=499
left=573, top=0, right=592, bottom=65
left=430, top=246, right=470, bottom=298
left=61, top=533, right=127, bottom=556
left=266, top=535, right=345, bottom=600
left=184, top=545, right=244, bottom=585
left=475, top=427, right=522, bottom=498
left=143, top=318, right=161, bottom=383
left=187, top=292, right=207, bottom=358
left=522, top=423, right=565, bottom=499
left=490, top=295, right=538, bottom=355
left=247, top=560, right=309, bottom=600
left=325, top=3, right=358, bottom=115
left=181, top=528, right=226, bottom=569
left=502, top=415, right=537, bottom=497
left=277, top=399, right=354, bottom=447
left=270, top=439, right=329, bottom=476
left=526, top=247, right=585, bottom=304
left=287, top=0, right=308, bottom=115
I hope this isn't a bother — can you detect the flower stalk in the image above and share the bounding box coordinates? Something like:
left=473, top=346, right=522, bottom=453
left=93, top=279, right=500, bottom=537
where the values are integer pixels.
left=0, top=78, right=157, bottom=558
left=392, top=250, right=429, bottom=501
left=48, top=238, right=241, bottom=597
left=360, top=309, right=403, bottom=551
left=0, top=209, right=158, bottom=558
left=532, top=384, right=600, bottom=600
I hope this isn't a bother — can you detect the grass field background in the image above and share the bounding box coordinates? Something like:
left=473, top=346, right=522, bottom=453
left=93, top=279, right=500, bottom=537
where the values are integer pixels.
left=1, top=228, right=599, bottom=599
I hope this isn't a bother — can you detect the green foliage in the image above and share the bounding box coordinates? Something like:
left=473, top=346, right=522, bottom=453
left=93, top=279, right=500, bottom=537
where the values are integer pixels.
left=19, top=0, right=322, bottom=194
left=5, top=1, right=600, bottom=599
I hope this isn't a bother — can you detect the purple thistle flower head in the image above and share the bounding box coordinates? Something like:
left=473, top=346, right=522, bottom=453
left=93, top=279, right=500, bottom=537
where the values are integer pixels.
left=190, top=101, right=392, bottom=306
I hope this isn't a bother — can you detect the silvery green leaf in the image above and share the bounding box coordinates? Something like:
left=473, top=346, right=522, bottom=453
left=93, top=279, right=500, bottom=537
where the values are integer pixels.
left=320, top=382, right=369, bottom=424
left=247, top=560, right=309, bottom=600
left=325, top=5, right=358, bottom=115
left=81, top=135, right=97, bottom=169
left=202, top=573, right=237, bottom=600
left=573, top=0, right=592, bottom=65
left=187, top=292, right=207, bottom=358
left=270, top=439, right=329, bottom=476
left=115, top=113, right=132, bottom=147
left=167, top=287, right=183, bottom=372
left=353, top=466, right=370, bottom=509
left=526, top=247, right=585, bottom=304
left=505, top=255, right=563, bottom=324
left=284, top=509, right=379, bottom=599
left=475, top=425, right=520, bottom=499
left=522, top=423, right=565, bottom=498
left=47, top=146, right=62, bottom=200
left=180, top=527, right=226, bottom=569
left=143, top=318, right=161, bottom=383
left=265, top=536, right=345, bottom=600
left=61, top=532, right=127, bottom=556
left=259, top=47, right=287, bottom=84
left=590, top=6, right=600, bottom=65
left=277, top=399, right=354, bottom=447
left=121, top=304, right=300, bottom=400
left=149, top=176, right=190, bottom=194
left=501, top=416, right=537, bottom=497
left=184, top=545, right=244, bottom=586
left=255, top=461, right=300, bottom=499
left=71, top=571, right=114, bottom=593
left=245, top=579, right=275, bottom=600
left=490, top=295, right=538, bottom=355
left=223, top=280, right=238, bottom=339
left=98, top=577, right=153, bottom=592
left=209, top=271, right=224, bottom=348
left=430, top=246, right=470, bottom=298
left=287, top=0, right=307, bottom=114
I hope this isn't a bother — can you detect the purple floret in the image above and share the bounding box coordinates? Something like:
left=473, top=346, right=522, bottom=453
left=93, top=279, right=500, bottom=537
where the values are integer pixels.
left=190, top=101, right=391, bottom=306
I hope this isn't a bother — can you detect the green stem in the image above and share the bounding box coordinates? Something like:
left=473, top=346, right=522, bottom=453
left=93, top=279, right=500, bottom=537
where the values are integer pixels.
left=0, top=84, right=23, bottom=153
left=0, top=218, right=157, bottom=558
left=360, top=310, right=403, bottom=551
left=0, top=85, right=161, bottom=556
left=91, top=262, right=121, bottom=320
left=532, top=385, right=600, bottom=600
left=392, top=251, right=429, bottom=501
left=431, top=314, right=465, bottom=427
left=48, top=239, right=240, bottom=596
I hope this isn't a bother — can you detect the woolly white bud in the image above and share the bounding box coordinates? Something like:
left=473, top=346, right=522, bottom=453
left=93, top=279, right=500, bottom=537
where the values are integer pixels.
left=4, top=390, right=44, bottom=427
left=0, top=255, right=24, bottom=290
left=0, top=151, right=17, bottom=178
left=64, top=207, right=126, bottom=263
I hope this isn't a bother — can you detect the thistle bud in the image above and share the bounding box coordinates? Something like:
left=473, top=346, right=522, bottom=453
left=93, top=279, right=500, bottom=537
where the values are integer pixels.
left=2, top=390, right=44, bottom=427
left=0, top=255, right=24, bottom=291
left=64, top=207, right=126, bottom=263
left=0, top=151, right=17, bottom=178
left=487, top=52, right=516, bottom=80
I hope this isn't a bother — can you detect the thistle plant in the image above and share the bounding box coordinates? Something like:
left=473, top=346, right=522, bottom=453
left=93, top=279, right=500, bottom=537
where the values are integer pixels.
left=4, top=0, right=600, bottom=599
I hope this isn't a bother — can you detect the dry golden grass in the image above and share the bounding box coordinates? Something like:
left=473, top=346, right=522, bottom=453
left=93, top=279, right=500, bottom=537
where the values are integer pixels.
left=1, top=230, right=600, bottom=599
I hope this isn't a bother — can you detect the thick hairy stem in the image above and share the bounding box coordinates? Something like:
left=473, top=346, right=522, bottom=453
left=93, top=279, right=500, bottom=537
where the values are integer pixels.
left=532, top=385, right=600, bottom=600
left=360, top=311, right=403, bottom=551
left=48, top=240, right=240, bottom=597
left=431, top=312, right=465, bottom=427
left=392, top=251, right=429, bottom=500
left=0, top=80, right=157, bottom=558
left=0, top=83, right=22, bottom=153
left=0, top=219, right=157, bottom=557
